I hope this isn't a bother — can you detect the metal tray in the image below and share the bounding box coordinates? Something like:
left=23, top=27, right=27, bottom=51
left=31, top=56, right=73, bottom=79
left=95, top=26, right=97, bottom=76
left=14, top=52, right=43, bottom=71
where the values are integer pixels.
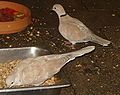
left=0, top=47, right=70, bottom=95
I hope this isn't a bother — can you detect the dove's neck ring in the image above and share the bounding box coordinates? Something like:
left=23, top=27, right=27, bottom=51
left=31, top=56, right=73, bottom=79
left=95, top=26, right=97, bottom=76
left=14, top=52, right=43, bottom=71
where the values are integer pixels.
left=60, top=13, right=68, bottom=17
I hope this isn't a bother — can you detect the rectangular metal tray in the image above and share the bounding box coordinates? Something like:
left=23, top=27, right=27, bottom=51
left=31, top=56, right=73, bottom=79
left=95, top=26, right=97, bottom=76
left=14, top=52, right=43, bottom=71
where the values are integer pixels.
left=0, top=47, right=70, bottom=95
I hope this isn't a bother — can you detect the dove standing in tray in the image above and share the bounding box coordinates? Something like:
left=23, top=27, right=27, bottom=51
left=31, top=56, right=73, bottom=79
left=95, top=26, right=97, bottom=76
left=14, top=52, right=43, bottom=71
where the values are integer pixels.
left=52, top=4, right=111, bottom=47
left=6, top=46, right=95, bottom=87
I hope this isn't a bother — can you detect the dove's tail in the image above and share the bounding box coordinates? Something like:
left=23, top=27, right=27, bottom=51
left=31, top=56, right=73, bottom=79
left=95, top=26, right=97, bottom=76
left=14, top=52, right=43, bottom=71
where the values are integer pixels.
left=66, top=46, right=95, bottom=58
left=54, top=46, right=95, bottom=71
left=91, top=34, right=111, bottom=46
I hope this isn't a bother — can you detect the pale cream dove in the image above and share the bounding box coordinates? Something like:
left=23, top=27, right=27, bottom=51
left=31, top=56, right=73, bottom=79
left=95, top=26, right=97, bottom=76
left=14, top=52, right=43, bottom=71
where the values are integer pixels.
left=6, top=46, right=95, bottom=87
left=52, top=4, right=111, bottom=47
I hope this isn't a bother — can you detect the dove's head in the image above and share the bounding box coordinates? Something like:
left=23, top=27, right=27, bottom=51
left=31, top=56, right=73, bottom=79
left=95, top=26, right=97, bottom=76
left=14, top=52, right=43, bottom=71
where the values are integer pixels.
left=52, top=4, right=66, bottom=17
left=6, top=72, right=21, bottom=87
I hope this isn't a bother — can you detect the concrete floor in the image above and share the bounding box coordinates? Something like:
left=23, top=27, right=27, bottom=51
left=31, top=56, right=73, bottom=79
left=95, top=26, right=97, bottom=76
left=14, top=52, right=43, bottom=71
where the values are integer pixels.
left=0, top=0, right=120, bottom=95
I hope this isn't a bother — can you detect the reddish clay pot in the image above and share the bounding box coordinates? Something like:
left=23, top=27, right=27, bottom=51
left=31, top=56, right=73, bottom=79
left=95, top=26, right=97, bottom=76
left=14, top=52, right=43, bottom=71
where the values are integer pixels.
left=0, top=1, right=31, bottom=34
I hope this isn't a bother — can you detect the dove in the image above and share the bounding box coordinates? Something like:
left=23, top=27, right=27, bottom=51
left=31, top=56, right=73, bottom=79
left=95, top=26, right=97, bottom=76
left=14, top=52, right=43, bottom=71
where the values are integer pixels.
left=52, top=4, right=111, bottom=47
left=6, top=46, right=95, bottom=87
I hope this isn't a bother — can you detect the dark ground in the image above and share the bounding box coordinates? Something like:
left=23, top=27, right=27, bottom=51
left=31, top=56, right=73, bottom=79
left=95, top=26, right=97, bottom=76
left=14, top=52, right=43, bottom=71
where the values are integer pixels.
left=0, top=0, right=120, bottom=95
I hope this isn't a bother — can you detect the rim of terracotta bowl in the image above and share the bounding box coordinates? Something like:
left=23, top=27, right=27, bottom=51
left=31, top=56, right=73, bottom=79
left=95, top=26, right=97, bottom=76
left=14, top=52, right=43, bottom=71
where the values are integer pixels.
left=0, top=1, right=31, bottom=34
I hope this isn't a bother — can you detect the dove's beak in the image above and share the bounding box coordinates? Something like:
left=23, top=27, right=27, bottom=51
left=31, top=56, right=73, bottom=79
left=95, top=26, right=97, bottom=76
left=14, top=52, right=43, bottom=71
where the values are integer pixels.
left=50, top=8, right=55, bottom=13
left=51, top=8, right=54, bottom=11
left=51, top=7, right=56, bottom=11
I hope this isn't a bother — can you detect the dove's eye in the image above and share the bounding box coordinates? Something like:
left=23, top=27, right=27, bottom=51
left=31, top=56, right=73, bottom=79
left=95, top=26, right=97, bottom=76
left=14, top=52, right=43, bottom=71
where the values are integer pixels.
left=11, top=82, right=14, bottom=84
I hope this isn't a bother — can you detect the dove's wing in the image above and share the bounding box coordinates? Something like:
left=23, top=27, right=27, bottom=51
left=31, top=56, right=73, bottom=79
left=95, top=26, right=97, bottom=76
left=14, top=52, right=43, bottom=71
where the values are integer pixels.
left=11, top=55, right=73, bottom=86
left=69, top=17, right=111, bottom=46
left=6, top=55, right=73, bottom=86
left=19, top=60, right=47, bottom=85
left=59, top=16, right=91, bottom=43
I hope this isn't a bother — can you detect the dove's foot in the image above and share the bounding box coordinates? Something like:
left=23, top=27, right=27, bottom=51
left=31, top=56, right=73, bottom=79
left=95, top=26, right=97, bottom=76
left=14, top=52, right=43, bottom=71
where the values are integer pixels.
left=63, top=41, right=76, bottom=50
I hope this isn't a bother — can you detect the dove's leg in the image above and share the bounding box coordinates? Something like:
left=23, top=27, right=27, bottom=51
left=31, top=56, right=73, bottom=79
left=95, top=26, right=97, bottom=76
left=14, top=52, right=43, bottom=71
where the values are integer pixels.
left=63, top=40, right=76, bottom=50
left=90, top=34, right=111, bottom=46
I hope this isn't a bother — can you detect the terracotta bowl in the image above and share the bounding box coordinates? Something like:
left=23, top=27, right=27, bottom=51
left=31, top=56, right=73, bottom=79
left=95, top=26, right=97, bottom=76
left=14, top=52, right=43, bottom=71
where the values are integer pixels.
left=0, top=1, right=31, bottom=34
